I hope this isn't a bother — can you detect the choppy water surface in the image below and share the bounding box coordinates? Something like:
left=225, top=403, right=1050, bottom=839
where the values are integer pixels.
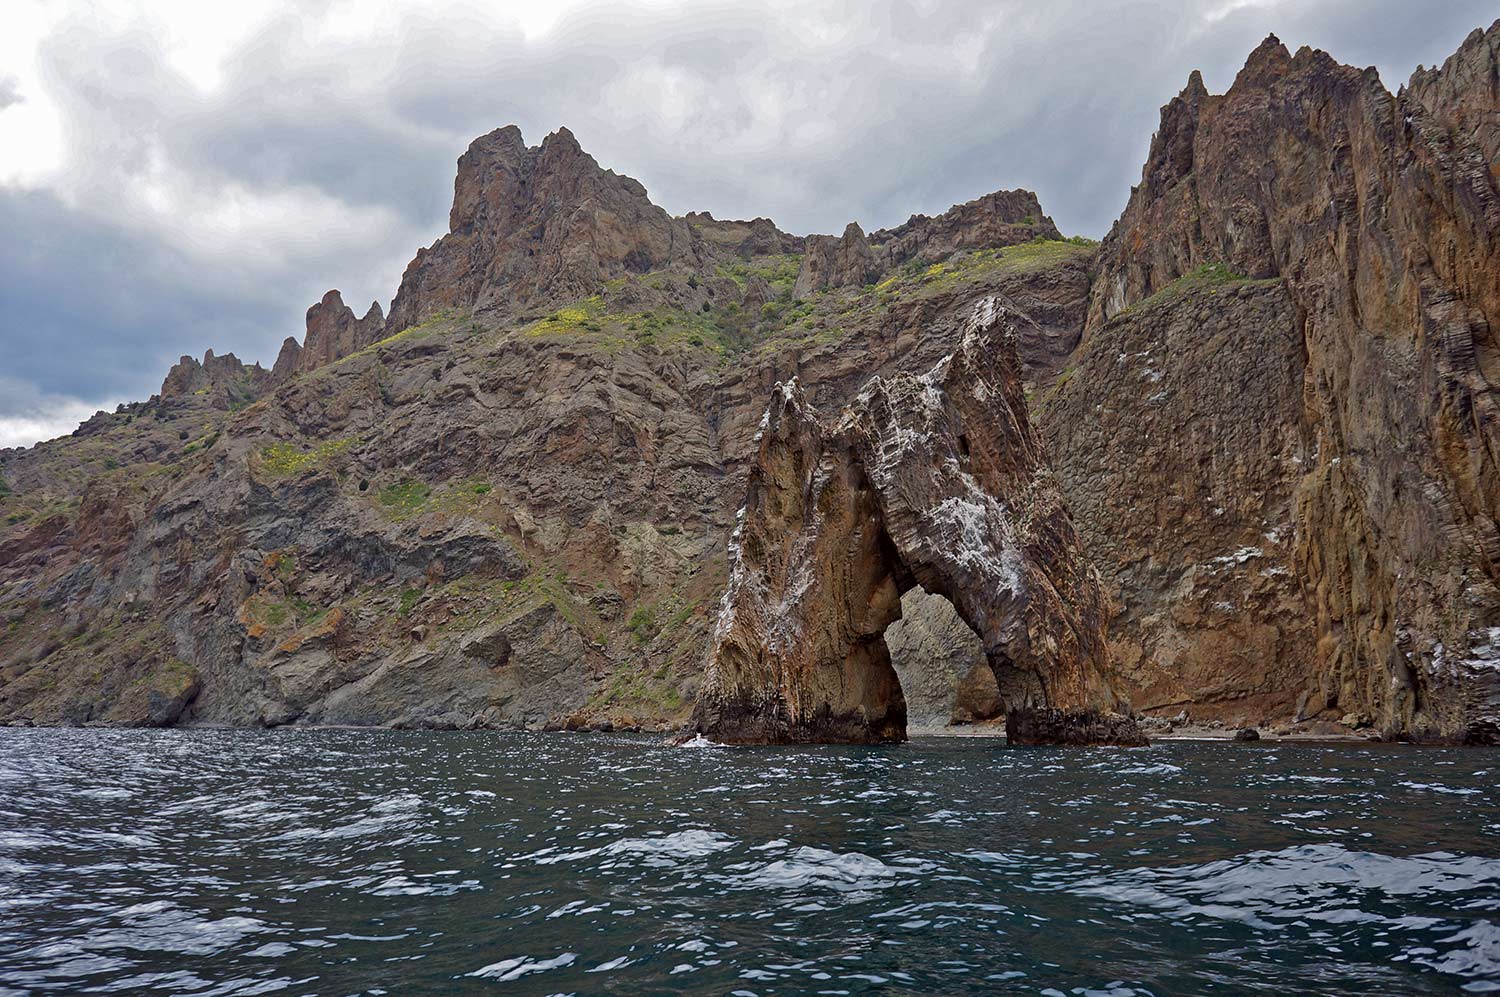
left=2, top=732, right=1500, bottom=994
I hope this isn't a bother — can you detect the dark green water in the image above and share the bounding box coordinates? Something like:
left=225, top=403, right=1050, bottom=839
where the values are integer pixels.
left=2, top=730, right=1499, bottom=995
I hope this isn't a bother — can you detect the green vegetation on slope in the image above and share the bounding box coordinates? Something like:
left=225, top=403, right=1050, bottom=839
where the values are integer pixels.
left=258, top=438, right=354, bottom=477
left=1122, top=262, right=1283, bottom=316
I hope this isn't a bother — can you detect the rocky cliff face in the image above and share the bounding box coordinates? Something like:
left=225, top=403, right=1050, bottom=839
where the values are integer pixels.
left=691, top=299, right=1115, bottom=743
left=793, top=190, right=1061, bottom=297
left=1049, top=21, right=1500, bottom=740
left=869, top=189, right=1061, bottom=267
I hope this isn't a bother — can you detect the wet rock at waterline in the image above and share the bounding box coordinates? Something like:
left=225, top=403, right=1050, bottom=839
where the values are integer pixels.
left=691, top=298, right=1118, bottom=744
left=1006, top=707, right=1150, bottom=747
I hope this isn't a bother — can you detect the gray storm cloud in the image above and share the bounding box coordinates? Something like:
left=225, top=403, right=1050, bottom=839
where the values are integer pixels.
left=1, top=0, right=1494, bottom=448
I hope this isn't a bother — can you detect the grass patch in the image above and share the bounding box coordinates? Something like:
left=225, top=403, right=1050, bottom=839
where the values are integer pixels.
left=715, top=253, right=801, bottom=293
left=627, top=605, right=659, bottom=644
left=378, top=480, right=432, bottom=518
left=595, top=668, right=687, bottom=713
left=364, top=309, right=460, bottom=353
left=526, top=298, right=739, bottom=356
left=259, top=438, right=353, bottom=477
left=1124, top=262, right=1281, bottom=315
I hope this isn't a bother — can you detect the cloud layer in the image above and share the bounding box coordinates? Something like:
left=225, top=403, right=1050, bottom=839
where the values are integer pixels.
left=2, top=0, right=1494, bottom=448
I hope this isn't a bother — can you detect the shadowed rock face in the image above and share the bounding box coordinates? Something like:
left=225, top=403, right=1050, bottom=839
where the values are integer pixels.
left=886, top=589, right=999, bottom=726
left=1006, top=707, right=1148, bottom=747
left=1048, top=21, right=1500, bottom=740
left=692, top=298, right=1115, bottom=743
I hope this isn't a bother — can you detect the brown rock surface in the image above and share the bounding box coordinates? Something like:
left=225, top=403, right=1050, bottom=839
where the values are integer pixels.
left=794, top=189, right=1062, bottom=297
left=160, top=350, right=270, bottom=407
left=1006, top=707, right=1149, bottom=747
left=14, top=22, right=1500, bottom=737
left=792, top=222, right=879, bottom=298
left=1054, top=22, right=1500, bottom=740
left=691, top=299, right=1116, bottom=743
left=885, top=589, right=998, bottom=726
left=684, top=212, right=802, bottom=258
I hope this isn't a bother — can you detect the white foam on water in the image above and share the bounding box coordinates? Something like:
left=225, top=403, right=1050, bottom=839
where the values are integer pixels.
left=467, top=952, right=577, bottom=981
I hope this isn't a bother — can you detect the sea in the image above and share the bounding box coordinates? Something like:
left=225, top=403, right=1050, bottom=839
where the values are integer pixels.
left=2, top=728, right=1499, bottom=994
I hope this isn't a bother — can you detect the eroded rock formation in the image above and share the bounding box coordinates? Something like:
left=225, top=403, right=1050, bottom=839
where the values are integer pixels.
left=886, top=589, right=1000, bottom=726
left=692, top=298, right=1116, bottom=743
left=793, top=189, right=1062, bottom=296
left=869, top=189, right=1062, bottom=267
left=8, top=20, right=1500, bottom=738
left=792, top=222, right=879, bottom=298
left=1006, top=707, right=1148, bottom=747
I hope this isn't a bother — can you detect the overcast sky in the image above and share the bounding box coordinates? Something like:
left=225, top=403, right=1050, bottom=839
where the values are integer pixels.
left=1, top=0, right=1494, bottom=448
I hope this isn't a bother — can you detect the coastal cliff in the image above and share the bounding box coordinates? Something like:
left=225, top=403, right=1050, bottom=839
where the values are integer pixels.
left=2, top=21, right=1499, bottom=740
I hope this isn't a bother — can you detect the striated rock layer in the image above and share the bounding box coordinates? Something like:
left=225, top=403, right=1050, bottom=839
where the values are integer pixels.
left=1047, top=22, right=1500, bottom=740
left=692, top=299, right=1116, bottom=743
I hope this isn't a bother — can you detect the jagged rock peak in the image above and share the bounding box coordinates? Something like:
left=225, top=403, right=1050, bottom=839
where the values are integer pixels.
left=159, top=349, right=269, bottom=406
left=683, top=211, right=803, bottom=258
left=272, top=289, right=387, bottom=381
left=1407, top=19, right=1500, bottom=161
left=388, top=124, right=705, bottom=331
left=1234, top=33, right=1294, bottom=86
left=690, top=297, right=1116, bottom=744
left=795, top=187, right=1065, bottom=296
left=869, top=187, right=1063, bottom=267
left=1180, top=69, right=1208, bottom=101
left=792, top=221, right=878, bottom=297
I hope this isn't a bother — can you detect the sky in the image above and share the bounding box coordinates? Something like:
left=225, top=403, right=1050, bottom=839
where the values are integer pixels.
left=1, top=0, right=1494, bottom=449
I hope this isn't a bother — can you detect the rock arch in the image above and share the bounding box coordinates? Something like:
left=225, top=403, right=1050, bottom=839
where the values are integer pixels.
left=691, top=298, right=1119, bottom=743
